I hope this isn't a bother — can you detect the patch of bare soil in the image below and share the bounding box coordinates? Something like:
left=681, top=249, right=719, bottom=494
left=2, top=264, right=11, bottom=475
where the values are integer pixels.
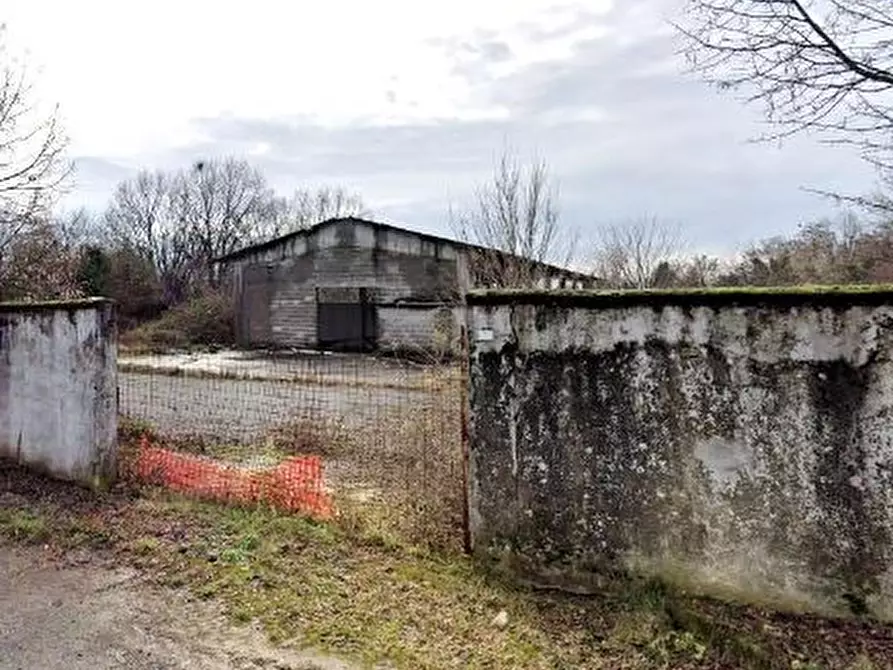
left=1, top=462, right=355, bottom=670
left=0, top=543, right=354, bottom=670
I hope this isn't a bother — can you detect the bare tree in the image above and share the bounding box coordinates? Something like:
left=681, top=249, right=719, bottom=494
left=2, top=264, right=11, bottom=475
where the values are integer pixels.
left=172, top=158, right=275, bottom=283
left=262, top=185, right=369, bottom=239
left=104, top=170, right=191, bottom=304
left=0, top=24, right=70, bottom=252
left=712, top=211, right=882, bottom=285
left=0, top=219, right=80, bottom=301
left=591, top=216, right=685, bottom=289
left=452, top=149, right=577, bottom=288
left=677, top=1, right=893, bottom=164
left=101, top=160, right=371, bottom=304
left=55, top=207, right=99, bottom=248
left=104, top=159, right=278, bottom=302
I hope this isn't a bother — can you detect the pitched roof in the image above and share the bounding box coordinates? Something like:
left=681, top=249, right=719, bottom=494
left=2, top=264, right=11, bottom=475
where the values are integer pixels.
left=215, top=217, right=458, bottom=262
left=214, top=216, right=594, bottom=280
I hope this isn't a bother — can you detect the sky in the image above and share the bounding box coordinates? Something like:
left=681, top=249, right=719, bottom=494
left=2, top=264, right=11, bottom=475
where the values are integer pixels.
left=3, top=0, right=881, bottom=258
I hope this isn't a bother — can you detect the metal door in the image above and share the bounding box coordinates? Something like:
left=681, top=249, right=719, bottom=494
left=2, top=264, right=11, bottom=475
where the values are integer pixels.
left=241, top=264, right=273, bottom=346
left=316, top=287, right=376, bottom=351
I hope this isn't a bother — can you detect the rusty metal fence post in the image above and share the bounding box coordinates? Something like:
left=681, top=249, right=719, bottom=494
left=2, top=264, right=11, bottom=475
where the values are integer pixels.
left=459, top=323, right=472, bottom=555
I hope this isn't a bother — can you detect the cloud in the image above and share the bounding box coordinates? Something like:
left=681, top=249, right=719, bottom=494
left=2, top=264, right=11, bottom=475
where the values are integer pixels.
left=10, top=0, right=876, bottom=256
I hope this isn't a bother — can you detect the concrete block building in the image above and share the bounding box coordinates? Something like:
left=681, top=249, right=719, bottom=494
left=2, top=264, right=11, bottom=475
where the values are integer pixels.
left=215, top=217, right=594, bottom=354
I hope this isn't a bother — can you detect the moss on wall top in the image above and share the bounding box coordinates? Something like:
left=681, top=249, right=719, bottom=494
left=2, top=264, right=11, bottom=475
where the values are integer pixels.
left=465, top=284, right=893, bottom=309
left=0, top=296, right=114, bottom=313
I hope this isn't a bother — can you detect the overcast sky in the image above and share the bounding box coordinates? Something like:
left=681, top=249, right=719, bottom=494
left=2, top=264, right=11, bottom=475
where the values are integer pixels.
left=5, top=0, right=879, bottom=257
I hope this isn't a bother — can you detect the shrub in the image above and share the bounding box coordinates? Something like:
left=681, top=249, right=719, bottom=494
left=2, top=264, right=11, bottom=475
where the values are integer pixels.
left=120, top=290, right=235, bottom=352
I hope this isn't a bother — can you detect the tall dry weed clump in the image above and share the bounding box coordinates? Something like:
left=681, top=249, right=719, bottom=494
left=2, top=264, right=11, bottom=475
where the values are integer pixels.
left=332, top=368, right=466, bottom=553
left=120, top=289, right=235, bottom=352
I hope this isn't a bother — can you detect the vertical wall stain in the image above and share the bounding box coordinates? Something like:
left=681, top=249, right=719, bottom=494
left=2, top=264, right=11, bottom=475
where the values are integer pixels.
left=807, top=359, right=888, bottom=610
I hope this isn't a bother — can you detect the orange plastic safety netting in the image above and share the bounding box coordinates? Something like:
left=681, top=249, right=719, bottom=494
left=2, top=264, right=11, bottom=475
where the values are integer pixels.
left=127, top=435, right=333, bottom=519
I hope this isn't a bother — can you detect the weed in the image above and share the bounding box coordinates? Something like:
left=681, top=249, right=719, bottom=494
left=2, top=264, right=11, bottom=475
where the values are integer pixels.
left=264, top=419, right=353, bottom=459
left=128, top=536, right=162, bottom=555
left=0, top=508, right=48, bottom=542
left=64, top=516, right=112, bottom=548
left=3, top=480, right=893, bottom=670
left=118, top=414, right=158, bottom=445
left=790, top=661, right=824, bottom=670
left=119, top=290, right=234, bottom=352
left=848, top=655, right=879, bottom=670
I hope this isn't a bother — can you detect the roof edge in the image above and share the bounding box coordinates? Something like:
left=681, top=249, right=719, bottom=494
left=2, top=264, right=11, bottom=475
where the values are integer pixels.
left=214, top=216, right=594, bottom=279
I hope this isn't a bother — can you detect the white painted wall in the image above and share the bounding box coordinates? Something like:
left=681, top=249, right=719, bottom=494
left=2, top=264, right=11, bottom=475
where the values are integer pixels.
left=0, top=299, right=117, bottom=487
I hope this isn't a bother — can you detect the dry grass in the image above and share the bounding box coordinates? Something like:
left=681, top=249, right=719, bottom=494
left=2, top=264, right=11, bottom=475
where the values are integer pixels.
left=118, top=291, right=235, bottom=353
left=117, top=369, right=466, bottom=553
left=330, top=393, right=466, bottom=553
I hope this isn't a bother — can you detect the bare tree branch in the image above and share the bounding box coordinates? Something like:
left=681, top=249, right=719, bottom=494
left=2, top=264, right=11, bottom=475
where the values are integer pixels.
left=591, top=216, right=685, bottom=289
left=101, top=159, right=370, bottom=304
left=451, top=148, right=578, bottom=288
left=172, top=158, right=275, bottom=284
left=676, top=0, right=893, bottom=164
left=104, top=169, right=193, bottom=304
left=0, top=24, right=71, bottom=255
left=260, top=185, right=369, bottom=239
left=0, top=217, right=81, bottom=301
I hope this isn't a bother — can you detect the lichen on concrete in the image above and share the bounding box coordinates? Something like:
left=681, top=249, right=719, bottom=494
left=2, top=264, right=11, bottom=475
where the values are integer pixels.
left=467, top=295, right=893, bottom=620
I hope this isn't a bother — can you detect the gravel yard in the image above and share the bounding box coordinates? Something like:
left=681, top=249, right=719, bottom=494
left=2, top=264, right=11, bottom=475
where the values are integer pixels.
left=118, top=348, right=444, bottom=386
left=116, top=352, right=465, bottom=524
left=117, top=350, right=460, bottom=442
left=118, top=371, right=434, bottom=442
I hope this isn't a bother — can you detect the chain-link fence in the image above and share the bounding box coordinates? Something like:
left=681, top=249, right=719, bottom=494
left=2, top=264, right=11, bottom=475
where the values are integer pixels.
left=116, top=349, right=468, bottom=552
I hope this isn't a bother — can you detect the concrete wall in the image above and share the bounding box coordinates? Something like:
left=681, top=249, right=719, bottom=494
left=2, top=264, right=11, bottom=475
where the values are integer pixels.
left=377, top=305, right=462, bottom=355
left=0, top=299, right=117, bottom=487
left=467, top=288, right=893, bottom=619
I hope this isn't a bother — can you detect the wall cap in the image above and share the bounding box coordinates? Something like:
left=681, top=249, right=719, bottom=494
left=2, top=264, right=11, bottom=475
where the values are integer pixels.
left=466, top=284, right=893, bottom=308
left=0, top=296, right=114, bottom=313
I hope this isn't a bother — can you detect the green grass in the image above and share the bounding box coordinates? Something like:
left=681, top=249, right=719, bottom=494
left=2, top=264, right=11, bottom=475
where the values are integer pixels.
left=115, top=496, right=893, bottom=669
left=0, top=492, right=889, bottom=670
left=122, top=497, right=612, bottom=668
left=0, top=508, right=49, bottom=542
left=2, top=481, right=891, bottom=670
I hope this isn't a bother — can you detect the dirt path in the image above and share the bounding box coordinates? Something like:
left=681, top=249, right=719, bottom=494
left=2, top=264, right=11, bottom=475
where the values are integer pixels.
left=0, top=544, right=354, bottom=670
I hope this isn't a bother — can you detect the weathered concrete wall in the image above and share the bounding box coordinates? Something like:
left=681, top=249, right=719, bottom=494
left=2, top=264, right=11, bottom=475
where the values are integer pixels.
left=377, top=305, right=462, bottom=355
left=0, top=299, right=117, bottom=487
left=467, top=288, right=893, bottom=619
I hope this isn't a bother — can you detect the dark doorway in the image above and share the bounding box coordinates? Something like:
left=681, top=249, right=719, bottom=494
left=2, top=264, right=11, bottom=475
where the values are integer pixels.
left=316, top=287, right=376, bottom=352
left=240, top=264, right=274, bottom=346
